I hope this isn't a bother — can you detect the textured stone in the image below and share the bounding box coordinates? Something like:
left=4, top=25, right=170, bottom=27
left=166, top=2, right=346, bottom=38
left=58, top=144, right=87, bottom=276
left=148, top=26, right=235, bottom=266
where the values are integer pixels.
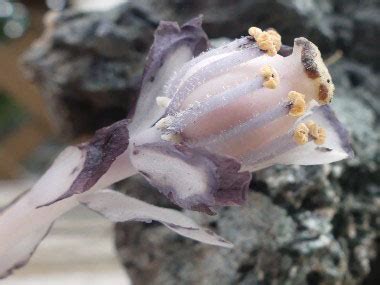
left=130, top=0, right=380, bottom=68
left=130, top=0, right=336, bottom=53
left=23, top=4, right=156, bottom=137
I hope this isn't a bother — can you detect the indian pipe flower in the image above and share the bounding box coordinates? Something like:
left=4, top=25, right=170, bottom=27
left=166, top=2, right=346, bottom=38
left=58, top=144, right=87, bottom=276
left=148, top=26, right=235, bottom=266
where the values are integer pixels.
left=0, top=17, right=353, bottom=278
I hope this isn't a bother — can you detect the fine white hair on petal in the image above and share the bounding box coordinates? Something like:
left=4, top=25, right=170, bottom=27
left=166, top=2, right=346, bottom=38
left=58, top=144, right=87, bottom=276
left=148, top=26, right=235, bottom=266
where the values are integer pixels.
left=166, top=41, right=263, bottom=113
left=194, top=101, right=291, bottom=149
left=79, top=189, right=233, bottom=248
left=241, top=131, right=297, bottom=168
left=169, top=77, right=264, bottom=133
left=163, top=37, right=254, bottom=102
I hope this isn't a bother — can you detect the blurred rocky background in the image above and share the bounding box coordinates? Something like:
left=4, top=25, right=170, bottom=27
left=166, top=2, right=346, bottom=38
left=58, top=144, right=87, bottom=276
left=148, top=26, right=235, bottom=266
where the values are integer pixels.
left=1, top=0, right=379, bottom=284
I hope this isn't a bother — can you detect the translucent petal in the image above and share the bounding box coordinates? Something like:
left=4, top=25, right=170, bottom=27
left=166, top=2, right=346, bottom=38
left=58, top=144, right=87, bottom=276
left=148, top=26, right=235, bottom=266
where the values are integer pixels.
left=79, top=189, right=233, bottom=248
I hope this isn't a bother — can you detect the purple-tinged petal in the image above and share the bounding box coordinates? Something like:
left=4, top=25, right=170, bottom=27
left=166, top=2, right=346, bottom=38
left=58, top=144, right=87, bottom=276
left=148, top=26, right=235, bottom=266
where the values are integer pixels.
left=274, top=105, right=354, bottom=164
left=129, top=141, right=251, bottom=214
left=165, top=37, right=264, bottom=114
left=41, top=119, right=130, bottom=206
left=243, top=105, right=354, bottom=171
left=129, top=16, right=209, bottom=134
left=162, top=37, right=336, bottom=153
left=194, top=101, right=291, bottom=150
left=168, top=77, right=264, bottom=134
left=79, top=189, right=233, bottom=248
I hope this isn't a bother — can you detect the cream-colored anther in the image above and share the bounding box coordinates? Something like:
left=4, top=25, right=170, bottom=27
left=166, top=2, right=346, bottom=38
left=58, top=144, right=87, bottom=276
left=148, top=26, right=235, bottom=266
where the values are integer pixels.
left=260, top=65, right=279, bottom=89
left=288, top=91, right=306, bottom=117
left=248, top=27, right=282, bottom=56
left=156, top=96, right=171, bottom=108
left=306, top=120, right=326, bottom=145
left=294, top=123, right=309, bottom=145
left=161, top=133, right=182, bottom=143
left=155, top=116, right=174, bottom=130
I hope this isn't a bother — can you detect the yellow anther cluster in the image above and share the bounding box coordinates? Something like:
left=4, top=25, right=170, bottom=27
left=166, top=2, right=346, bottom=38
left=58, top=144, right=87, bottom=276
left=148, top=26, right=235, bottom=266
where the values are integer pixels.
left=260, top=65, right=279, bottom=89
left=288, top=91, right=306, bottom=117
left=248, top=27, right=281, bottom=56
left=306, top=120, right=326, bottom=145
left=293, top=121, right=327, bottom=145
left=293, top=123, right=309, bottom=145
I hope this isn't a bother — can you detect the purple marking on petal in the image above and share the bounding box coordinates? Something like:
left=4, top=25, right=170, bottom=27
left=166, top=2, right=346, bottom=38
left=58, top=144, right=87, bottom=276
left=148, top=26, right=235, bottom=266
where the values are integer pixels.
left=319, top=105, right=354, bottom=158
left=169, top=77, right=264, bottom=133
left=165, top=223, right=199, bottom=231
left=141, top=16, right=209, bottom=89
left=167, top=41, right=264, bottom=114
left=40, top=119, right=129, bottom=206
left=130, top=141, right=251, bottom=214
left=315, top=146, right=333, bottom=152
left=128, top=16, right=209, bottom=133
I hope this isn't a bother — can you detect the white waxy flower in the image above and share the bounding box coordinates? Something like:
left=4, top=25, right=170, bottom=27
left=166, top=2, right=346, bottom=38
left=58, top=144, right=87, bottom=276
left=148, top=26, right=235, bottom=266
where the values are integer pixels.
left=0, top=18, right=353, bottom=278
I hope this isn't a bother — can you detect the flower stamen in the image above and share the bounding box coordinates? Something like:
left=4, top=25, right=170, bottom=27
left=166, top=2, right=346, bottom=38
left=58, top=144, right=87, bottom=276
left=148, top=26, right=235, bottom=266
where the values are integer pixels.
left=161, top=133, right=182, bottom=143
left=288, top=91, right=306, bottom=117
left=155, top=116, right=174, bottom=130
left=306, top=120, right=326, bottom=145
left=156, top=96, right=171, bottom=108
left=260, top=65, right=279, bottom=89
left=293, top=123, right=309, bottom=145
left=248, top=27, right=281, bottom=56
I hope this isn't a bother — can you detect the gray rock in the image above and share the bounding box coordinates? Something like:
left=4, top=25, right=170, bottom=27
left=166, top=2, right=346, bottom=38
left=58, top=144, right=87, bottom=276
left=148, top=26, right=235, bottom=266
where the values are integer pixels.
left=23, top=3, right=156, bottom=137
left=130, top=0, right=336, bottom=53
left=130, top=0, right=380, bottom=68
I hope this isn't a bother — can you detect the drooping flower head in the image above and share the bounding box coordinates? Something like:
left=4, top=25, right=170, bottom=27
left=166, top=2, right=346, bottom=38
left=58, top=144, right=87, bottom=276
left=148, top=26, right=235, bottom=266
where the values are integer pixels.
left=0, top=17, right=352, bottom=278
left=127, top=19, right=351, bottom=213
